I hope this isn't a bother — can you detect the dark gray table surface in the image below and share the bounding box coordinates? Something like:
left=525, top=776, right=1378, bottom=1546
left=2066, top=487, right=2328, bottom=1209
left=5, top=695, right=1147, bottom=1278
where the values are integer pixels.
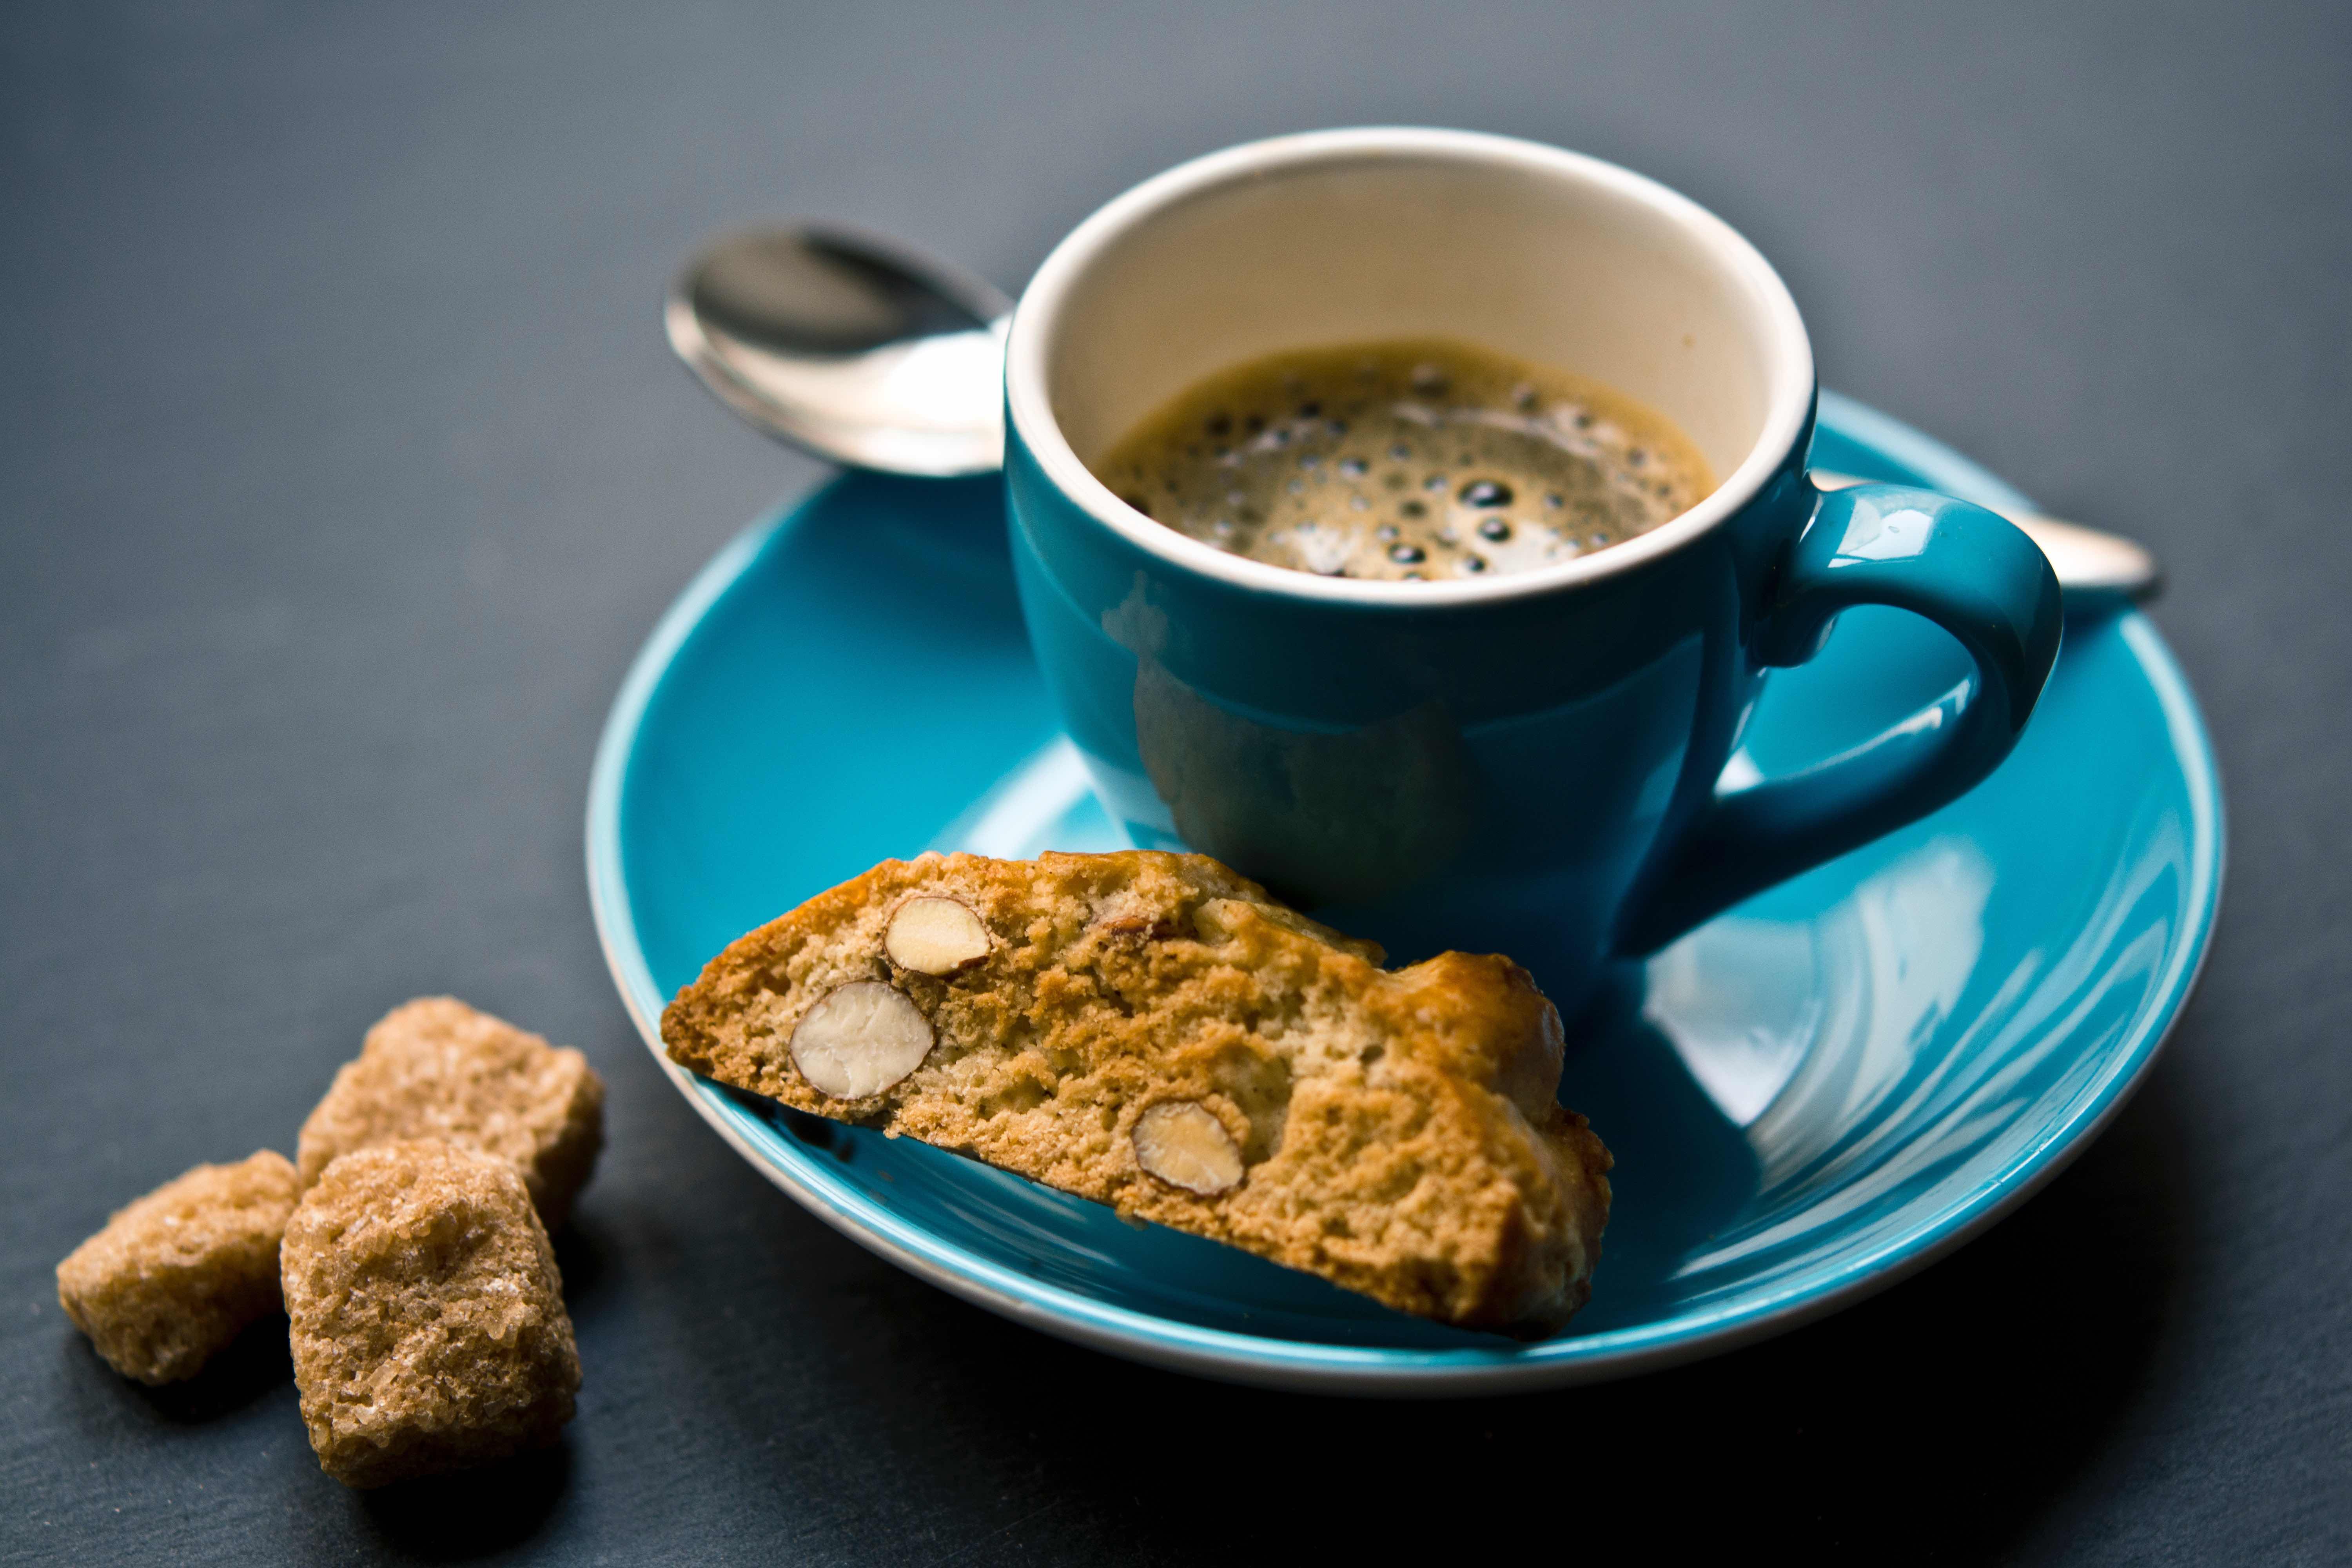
left=5, top=2, right=2348, bottom=1562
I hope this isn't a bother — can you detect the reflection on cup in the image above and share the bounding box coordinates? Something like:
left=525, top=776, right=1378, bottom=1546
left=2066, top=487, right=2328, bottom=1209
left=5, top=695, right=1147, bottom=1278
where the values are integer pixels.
left=1006, top=128, right=2061, bottom=1007
left=1132, top=657, right=1470, bottom=908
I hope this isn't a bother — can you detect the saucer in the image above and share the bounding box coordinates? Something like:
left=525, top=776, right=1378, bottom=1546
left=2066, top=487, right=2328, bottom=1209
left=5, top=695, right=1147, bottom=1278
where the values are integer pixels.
left=586, top=392, right=2221, bottom=1393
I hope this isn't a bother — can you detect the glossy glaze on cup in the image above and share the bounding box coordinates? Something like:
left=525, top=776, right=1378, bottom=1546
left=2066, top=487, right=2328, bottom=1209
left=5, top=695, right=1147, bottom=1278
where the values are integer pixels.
left=1004, top=129, right=2062, bottom=1007
left=586, top=397, right=2221, bottom=1390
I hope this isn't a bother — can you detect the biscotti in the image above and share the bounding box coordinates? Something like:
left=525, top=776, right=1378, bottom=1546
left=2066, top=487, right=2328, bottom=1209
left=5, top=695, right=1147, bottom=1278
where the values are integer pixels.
left=283, top=1140, right=579, bottom=1488
left=661, top=850, right=1612, bottom=1334
left=297, top=998, right=604, bottom=1228
left=56, top=1150, right=300, bottom=1384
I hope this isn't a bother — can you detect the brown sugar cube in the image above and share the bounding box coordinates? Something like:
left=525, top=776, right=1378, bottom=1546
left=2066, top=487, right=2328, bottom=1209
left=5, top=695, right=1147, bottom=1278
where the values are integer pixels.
left=298, top=997, right=604, bottom=1228
left=283, top=1140, right=580, bottom=1488
left=56, top=1150, right=300, bottom=1385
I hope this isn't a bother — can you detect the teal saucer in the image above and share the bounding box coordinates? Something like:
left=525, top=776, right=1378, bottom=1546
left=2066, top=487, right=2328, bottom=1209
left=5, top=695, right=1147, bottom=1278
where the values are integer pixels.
left=586, top=393, right=2221, bottom=1393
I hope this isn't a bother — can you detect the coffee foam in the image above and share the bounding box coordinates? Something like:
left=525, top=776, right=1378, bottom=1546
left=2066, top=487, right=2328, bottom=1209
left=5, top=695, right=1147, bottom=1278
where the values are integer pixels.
left=1094, top=338, right=1715, bottom=583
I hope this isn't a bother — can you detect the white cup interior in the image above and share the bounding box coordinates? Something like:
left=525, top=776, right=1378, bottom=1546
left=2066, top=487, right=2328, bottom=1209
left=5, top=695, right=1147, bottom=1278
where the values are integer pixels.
left=1010, top=130, right=1814, bottom=597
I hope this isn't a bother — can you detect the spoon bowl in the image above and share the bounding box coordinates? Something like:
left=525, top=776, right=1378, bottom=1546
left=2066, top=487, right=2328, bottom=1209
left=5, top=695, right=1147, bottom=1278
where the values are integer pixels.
left=667, top=226, right=1011, bottom=476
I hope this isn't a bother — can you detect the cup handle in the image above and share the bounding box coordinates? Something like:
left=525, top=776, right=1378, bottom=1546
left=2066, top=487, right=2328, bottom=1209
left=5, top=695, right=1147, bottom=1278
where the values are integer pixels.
left=1614, top=480, right=2065, bottom=956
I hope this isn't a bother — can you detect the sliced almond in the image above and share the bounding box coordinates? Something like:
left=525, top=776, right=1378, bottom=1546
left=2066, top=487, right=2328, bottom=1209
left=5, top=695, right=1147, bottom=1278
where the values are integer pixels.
left=1098, top=915, right=1176, bottom=940
left=1132, top=1101, right=1245, bottom=1195
left=884, top=897, right=993, bottom=976
left=789, top=982, right=935, bottom=1099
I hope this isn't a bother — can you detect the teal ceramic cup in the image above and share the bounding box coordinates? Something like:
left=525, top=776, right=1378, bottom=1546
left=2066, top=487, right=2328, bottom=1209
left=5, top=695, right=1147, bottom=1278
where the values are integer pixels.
left=1004, top=128, right=2062, bottom=1011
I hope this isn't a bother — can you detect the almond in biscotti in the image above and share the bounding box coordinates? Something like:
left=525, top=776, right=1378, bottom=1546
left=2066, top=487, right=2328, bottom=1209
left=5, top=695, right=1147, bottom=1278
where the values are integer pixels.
left=660, top=850, right=1612, bottom=1336
left=884, top=896, right=993, bottom=975
left=1131, top=1100, right=1245, bottom=1194
left=789, top=980, right=936, bottom=1098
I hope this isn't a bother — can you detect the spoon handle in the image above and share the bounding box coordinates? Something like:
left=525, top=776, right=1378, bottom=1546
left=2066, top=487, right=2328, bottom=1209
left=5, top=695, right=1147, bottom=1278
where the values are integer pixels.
left=1809, top=470, right=2161, bottom=604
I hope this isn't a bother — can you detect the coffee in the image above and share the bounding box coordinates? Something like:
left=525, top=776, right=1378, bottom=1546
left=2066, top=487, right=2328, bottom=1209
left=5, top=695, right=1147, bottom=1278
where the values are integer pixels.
left=1094, top=338, right=1715, bottom=582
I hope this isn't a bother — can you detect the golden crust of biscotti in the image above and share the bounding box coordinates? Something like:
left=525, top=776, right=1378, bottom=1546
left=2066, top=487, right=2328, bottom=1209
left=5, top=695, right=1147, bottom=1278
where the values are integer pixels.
left=297, top=998, right=604, bottom=1229
left=55, top=1150, right=300, bottom=1385
left=662, top=851, right=1612, bottom=1334
left=282, top=1141, right=579, bottom=1489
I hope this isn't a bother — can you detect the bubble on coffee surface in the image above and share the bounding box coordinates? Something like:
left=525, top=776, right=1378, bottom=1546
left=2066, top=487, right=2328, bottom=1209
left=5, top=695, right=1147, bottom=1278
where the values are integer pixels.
left=1094, top=339, right=1715, bottom=582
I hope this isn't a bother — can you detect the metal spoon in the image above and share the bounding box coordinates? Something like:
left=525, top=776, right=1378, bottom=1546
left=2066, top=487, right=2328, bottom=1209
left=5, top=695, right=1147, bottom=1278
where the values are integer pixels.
left=668, top=225, right=2161, bottom=603
left=666, top=225, right=1010, bottom=477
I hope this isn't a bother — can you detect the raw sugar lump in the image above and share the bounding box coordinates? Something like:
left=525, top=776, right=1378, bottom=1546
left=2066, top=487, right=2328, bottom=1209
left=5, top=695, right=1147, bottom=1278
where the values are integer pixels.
left=282, top=1140, right=580, bottom=1488
left=297, top=997, right=604, bottom=1227
left=56, top=1149, right=301, bottom=1385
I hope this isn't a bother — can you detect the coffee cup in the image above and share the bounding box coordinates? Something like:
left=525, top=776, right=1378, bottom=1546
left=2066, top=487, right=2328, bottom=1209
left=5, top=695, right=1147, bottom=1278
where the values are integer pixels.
left=1002, top=127, right=2061, bottom=1010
